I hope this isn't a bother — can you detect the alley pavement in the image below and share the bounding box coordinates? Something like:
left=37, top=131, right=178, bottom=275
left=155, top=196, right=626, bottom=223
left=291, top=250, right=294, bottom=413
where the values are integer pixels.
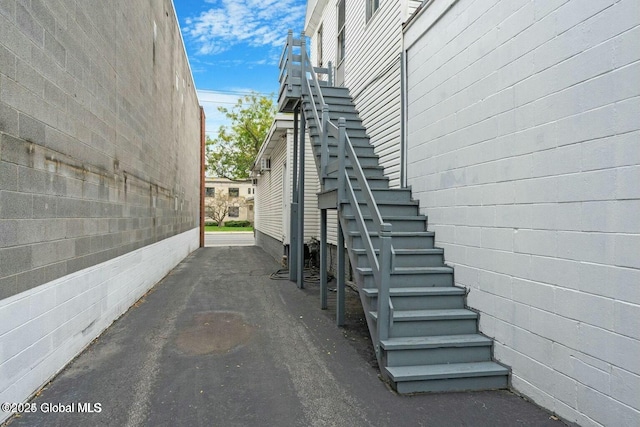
left=5, top=247, right=572, bottom=427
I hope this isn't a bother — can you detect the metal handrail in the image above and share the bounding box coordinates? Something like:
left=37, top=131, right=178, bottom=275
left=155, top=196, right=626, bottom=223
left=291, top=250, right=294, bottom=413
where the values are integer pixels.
left=282, top=32, right=394, bottom=344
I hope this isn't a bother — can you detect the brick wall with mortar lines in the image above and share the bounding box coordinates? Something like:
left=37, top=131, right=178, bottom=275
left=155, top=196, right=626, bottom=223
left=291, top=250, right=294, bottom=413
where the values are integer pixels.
left=0, top=0, right=201, bottom=300
left=405, top=0, right=639, bottom=426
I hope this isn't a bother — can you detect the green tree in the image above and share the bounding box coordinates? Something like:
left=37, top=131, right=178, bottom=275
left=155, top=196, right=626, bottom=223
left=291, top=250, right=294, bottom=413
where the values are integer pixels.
left=207, top=93, right=276, bottom=180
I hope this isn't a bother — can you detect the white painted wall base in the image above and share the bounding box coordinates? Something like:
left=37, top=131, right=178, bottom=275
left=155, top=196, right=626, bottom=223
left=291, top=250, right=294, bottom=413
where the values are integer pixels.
left=0, top=228, right=199, bottom=423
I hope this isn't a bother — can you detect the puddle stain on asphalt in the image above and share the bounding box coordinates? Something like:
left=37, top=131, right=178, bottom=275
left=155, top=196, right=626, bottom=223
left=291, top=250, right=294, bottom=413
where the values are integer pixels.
left=175, top=311, right=253, bottom=355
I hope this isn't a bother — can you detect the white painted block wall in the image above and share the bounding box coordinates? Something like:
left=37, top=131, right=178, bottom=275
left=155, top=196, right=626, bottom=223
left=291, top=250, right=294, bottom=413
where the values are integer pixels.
left=0, top=228, right=199, bottom=424
left=404, top=0, right=639, bottom=425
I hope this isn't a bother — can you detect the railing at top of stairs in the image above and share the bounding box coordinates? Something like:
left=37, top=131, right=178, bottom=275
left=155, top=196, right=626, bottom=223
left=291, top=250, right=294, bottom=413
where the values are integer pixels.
left=279, top=31, right=395, bottom=348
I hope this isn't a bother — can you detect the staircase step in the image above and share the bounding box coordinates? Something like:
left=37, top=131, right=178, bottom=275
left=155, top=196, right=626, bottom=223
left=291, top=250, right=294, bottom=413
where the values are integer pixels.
left=304, top=107, right=361, bottom=122
left=313, top=103, right=360, bottom=114
left=309, top=126, right=369, bottom=139
left=313, top=141, right=376, bottom=154
left=317, top=86, right=352, bottom=98
left=342, top=200, right=419, bottom=217
left=373, top=308, right=475, bottom=321
left=348, top=230, right=435, bottom=250
left=345, top=216, right=427, bottom=233
left=324, top=166, right=387, bottom=182
left=341, top=188, right=413, bottom=204
left=385, top=362, right=509, bottom=393
left=357, top=265, right=453, bottom=275
left=307, top=117, right=364, bottom=130
left=381, top=334, right=492, bottom=350
left=322, top=176, right=390, bottom=191
left=370, top=308, right=478, bottom=337
left=362, top=286, right=464, bottom=297
left=320, top=153, right=381, bottom=168
left=313, top=142, right=376, bottom=156
left=357, top=267, right=454, bottom=288
left=352, top=247, right=445, bottom=268
left=381, top=334, right=494, bottom=367
left=362, top=286, right=464, bottom=309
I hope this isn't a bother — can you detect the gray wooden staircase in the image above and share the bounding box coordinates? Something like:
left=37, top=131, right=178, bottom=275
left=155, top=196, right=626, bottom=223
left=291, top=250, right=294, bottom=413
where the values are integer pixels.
left=278, top=32, right=509, bottom=393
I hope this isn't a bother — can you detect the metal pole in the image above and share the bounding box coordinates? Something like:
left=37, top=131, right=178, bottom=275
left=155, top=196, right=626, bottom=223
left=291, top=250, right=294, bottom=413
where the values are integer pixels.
left=320, top=209, right=328, bottom=309
left=289, top=106, right=299, bottom=282
left=321, top=105, right=329, bottom=180
left=337, top=216, right=345, bottom=326
left=377, top=223, right=392, bottom=342
left=297, top=105, right=306, bottom=289
left=336, top=117, right=346, bottom=325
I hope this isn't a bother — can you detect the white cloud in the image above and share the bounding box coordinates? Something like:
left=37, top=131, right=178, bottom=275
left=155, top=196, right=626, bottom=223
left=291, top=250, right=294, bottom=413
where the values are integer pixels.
left=182, top=0, right=305, bottom=56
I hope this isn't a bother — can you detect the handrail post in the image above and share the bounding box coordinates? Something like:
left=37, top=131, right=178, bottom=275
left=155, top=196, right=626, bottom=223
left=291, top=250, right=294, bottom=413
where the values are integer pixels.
left=297, top=104, right=306, bottom=289
left=377, top=223, right=392, bottom=342
left=300, top=32, right=306, bottom=96
left=321, top=105, right=329, bottom=179
left=337, top=118, right=346, bottom=205
left=327, top=60, right=333, bottom=87
left=289, top=106, right=299, bottom=282
left=286, top=30, right=293, bottom=93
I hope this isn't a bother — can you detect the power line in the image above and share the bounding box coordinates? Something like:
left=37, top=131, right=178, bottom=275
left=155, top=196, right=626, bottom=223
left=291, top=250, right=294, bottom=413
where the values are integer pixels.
left=197, top=88, right=276, bottom=97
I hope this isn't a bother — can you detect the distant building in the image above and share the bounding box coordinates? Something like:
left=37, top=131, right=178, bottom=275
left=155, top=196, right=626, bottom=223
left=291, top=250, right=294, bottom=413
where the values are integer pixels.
left=204, top=177, right=255, bottom=224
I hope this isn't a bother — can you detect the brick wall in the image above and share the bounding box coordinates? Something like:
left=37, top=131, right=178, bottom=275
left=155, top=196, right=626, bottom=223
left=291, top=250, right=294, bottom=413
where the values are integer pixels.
left=0, top=0, right=200, bottom=298
left=404, top=0, right=639, bottom=425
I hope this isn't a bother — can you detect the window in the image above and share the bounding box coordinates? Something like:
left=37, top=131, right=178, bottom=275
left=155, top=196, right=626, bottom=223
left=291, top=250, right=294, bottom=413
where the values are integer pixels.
left=337, top=0, right=345, bottom=64
left=228, top=206, right=239, bottom=217
left=317, top=24, right=323, bottom=67
left=205, top=187, right=215, bottom=197
left=229, top=187, right=239, bottom=197
left=247, top=188, right=252, bottom=195
left=366, top=0, right=379, bottom=22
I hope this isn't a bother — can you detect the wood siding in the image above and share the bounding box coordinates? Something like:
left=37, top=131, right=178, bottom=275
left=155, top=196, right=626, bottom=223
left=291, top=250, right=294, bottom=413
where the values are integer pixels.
left=255, top=128, right=321, bottom=245
left=308, top=0, right=421, bottom=188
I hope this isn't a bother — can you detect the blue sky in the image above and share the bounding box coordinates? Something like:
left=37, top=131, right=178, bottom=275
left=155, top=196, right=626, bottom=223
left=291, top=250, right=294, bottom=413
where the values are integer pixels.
left=173, top=0, right=307, bottom=137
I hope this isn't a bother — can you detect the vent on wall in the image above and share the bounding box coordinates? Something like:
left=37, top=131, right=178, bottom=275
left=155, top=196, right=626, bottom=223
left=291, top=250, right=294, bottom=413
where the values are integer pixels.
left=260, top=158, right=271, bottom=171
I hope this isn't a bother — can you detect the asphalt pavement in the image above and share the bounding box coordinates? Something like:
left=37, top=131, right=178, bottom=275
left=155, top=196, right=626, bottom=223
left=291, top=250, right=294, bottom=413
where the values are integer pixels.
left=4, top=247, right=572, bottom=427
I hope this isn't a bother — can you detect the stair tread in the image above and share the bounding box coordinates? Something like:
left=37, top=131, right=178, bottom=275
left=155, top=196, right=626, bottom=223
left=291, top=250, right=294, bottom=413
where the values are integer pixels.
left=352, top=248, right=440, bottom=254
left=362, top=286, right=465, bottom=297
left=318, top=152, right=379, bottom=159
left=347, top=230, right=432, bottom=237
left=357, top=266, right=453, bottom=275
left=340, top=203, right=420, bottom=210
left=386, top=361, right=509, bottom=382
left=344, top=214, right=427, bottom=221
left=370, top=308, right=478, bottom=321
left=380, top=334, right=493, bottom=350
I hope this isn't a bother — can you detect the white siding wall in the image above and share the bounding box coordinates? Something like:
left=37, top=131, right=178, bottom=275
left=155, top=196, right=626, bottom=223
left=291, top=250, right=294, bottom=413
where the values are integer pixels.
left=405, top=1, right=640, bottom=425
left=255, top=137, right=287, bottom=242
left=256, top=129, right=321, bottom=244
left=309, top=1, right=420, bottom=188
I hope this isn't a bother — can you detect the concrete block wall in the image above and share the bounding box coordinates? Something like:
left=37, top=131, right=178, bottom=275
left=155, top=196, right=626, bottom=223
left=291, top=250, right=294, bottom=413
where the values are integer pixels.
left=0, top=0, right=200, bottom=296
left=404, top=0, right=639, bottom=425
left=0, top=0, right=200, bottom=420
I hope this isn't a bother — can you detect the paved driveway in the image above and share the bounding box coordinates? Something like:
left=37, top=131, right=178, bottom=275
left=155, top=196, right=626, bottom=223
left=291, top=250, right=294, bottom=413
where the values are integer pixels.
left=204, top=231, right=254, bottom=247
left=5, top=247, right=571, bottom=427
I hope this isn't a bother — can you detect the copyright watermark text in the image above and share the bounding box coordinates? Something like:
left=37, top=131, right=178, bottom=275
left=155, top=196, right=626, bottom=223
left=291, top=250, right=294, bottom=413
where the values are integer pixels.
left=2, top=402, right=102, bottom=414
